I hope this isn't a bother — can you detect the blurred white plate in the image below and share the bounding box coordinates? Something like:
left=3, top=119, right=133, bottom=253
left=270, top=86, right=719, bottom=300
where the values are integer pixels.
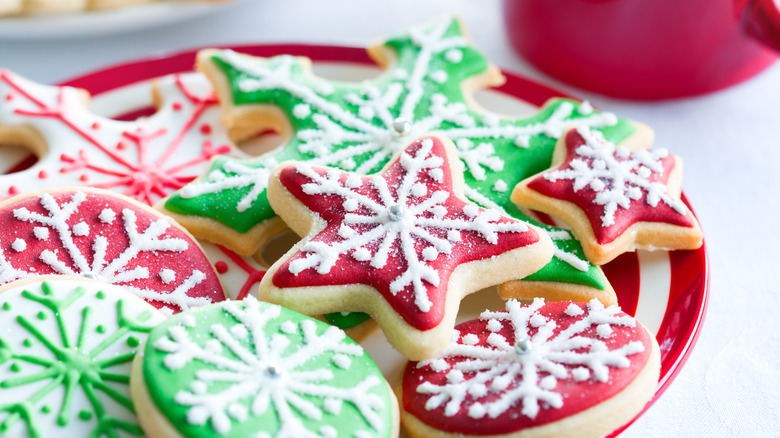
left=0, top=1, right=236, bottom=40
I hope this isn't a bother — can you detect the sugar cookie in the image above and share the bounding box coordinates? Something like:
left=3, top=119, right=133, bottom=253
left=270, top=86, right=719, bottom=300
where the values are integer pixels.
left=0, top=187, right=226, bottom=315
left=0, top=276, right=166, bottom=438
left=510, top=126, right=702, bottom=265
left=131, top=295, right=399, bottom=438
left=259, top=135, right=554, bottom=360
left=396, top=298, right=660, bottom=438
left=0, top=69, right=246, bottom=204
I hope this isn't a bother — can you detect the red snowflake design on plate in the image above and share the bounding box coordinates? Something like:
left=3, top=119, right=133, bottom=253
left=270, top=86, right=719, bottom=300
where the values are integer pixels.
left=0, top=69, right=244, bottom=204
left=0, top=189, right=225, bottom=315
left=272, top=136, right=541, bottom=330
left=527, top=127, right=693, bottom=244
left=402, top=299, right=653, bottom=435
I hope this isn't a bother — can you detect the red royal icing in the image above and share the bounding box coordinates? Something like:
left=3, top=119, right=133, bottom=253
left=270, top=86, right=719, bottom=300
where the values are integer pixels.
left=0, top=190, right=225, bottom=315
left=272, top=136, right=540, bottom=331
left=402, top=300, right=653, bottom=435
left=527, top=128, right=693, bottom=244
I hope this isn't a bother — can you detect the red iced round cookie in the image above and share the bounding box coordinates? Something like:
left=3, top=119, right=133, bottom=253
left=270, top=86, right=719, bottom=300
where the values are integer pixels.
left=0, top=188, right=226, bottom=315
left=397, top=298, right=660, bottom=438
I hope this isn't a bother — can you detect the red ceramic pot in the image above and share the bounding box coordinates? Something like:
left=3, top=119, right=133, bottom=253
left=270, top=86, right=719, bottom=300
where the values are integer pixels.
left=503, top=0, right=780, bottom=100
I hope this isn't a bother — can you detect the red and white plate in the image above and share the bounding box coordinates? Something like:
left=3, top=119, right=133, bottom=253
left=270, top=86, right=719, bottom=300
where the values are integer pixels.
left=12, top=44, right=708, bottom=437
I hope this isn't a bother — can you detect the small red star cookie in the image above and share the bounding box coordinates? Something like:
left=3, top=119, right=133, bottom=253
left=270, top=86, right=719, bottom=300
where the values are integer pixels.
left=512, top=127, right=702, bottom=265
left=259, top=134, right=554, bottom=360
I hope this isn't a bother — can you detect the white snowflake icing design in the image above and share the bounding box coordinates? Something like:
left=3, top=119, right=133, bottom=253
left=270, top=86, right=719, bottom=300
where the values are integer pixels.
left=180, top=18, right=617, bottom=214
left=544, top=127, right=687, bottom=227
left=153, top=297, right=387, bottom=438
left=288, top=138, right=529, bottom=313
left=0, top=70, right=243, bottom=204
left=0, top=191, right=212, bottom=315
left=181, top=158, right=278, bottom=213
left=415, top=298, right=645, bottom=419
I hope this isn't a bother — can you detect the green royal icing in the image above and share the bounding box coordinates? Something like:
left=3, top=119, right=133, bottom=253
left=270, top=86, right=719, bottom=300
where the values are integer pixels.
left=0, top=280, right=165, bottom=438
left=164, top=16, right=636, bottom=300
left=143, top=296, right=395, bottom=438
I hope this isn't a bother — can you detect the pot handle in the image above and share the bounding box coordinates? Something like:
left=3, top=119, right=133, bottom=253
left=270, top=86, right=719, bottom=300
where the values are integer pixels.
left=744, top=0, right=780, bottom=53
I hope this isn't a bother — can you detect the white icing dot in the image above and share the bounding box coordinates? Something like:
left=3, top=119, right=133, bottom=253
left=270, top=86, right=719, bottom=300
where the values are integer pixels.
left=352, top=247, right=371, bottom=262
left=530, top=314, right=546, bottom=327
left=578, top=100, right=594, bottom=115
left=461, top=333, right=479, bottom=345
left=565, top=303, right=584, bottom=316
left=191, top=381, right=208, bottom=394
left=428, top=168, right=444, bottom=182
left=492, top=179, right=508, bottom=192
left=98, top=208, right=116, bottom=224
left=332, top=354, right=352, bottom=369
left=72, top=222, right=89, bottom=237
left=486, top=319, right=502, bottom=332
left=345, top=174, right=363, bottom=188
left=446, top=369, right=464, bottom=384
left=445, top=49, right=463, bottom=63
left=572, top=367, right=590, bottom=381
left=159, top=269, right=176, bottom=284
left=430, top=70, right=448, bottom=84
left=33, top=227, right=49, bottom=240
left=411, top=183, right=427, bottom=198
left=11, top=238, right=26, bottom=252
left=447, top=229, right=461, bottom=242
left=462, top=204, right=479, bottom=217
left=431, top=205, right=447, bottom=218
left=338, top=225, right=356, bottom=239
left=429, top=359, right=449, bottom=372
left=490, top=374, right=511, bottom=391
left=340, top=158, right=357, bottom=170
left=482, top=114, right=500, bottom=127
left=597, top=323, right=613, bottom=338
left=358, top=106, right=375, bottom=120
left=469, top=383, right=488, bottom=398
left=230, top=324, right=249, bottom=339
left=323, top=397, right=343, bottom=415
left=280, top=321, right=297, bottom=334
left=228, top=403, right=248, bottom=421
left=343, top=198, right=359, bottom=212
left=539, top=376, right=557, bottom=390
left=320, top=425, right=338, bottom=438
left=316, top=83, right=334, bottom=95
left=422, top=247, right=439, bottom=261
left=514, top=136, right=530, bottom=148
left=293, top=103, right=311, bottom=119
left=468, top=402, right=487, bottom=419
left=181, top=314, right=197, bottom=327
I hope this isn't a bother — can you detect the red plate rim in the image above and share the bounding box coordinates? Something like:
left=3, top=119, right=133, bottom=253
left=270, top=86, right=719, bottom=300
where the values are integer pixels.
left=57, top=43, right=709, bottom=436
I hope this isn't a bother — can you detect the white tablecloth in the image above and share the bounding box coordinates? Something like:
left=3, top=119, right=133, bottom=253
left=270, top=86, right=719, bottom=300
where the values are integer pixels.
left=1, top=1, right=778, bottom=436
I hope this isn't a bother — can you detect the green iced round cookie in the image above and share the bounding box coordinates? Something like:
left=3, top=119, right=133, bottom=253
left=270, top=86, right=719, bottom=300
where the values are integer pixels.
left=136, top=296, right=397, bottom=438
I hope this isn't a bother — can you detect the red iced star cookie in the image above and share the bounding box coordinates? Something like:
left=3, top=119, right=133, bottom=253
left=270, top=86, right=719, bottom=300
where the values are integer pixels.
left=512, top=127, right=702, bottom=265
left=0, top=187, right=226, bottom=316
left=259, top=135, right=554, bottom=360
left=396, top=298, right=660, bottom=438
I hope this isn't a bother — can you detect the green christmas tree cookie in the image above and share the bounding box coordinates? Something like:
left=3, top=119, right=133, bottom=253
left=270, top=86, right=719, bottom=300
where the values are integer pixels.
left=162, top=16, right=650, bottom=308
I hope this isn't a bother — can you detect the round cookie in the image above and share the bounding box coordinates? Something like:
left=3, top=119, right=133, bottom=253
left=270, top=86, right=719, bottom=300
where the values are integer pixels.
left=0, top=276, right=167, bottom=438
left=131, top=295, right=399, bottom=438
left=396, top=298, right=660, bottom=438
left=0, top=187, right=226, bottom=315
